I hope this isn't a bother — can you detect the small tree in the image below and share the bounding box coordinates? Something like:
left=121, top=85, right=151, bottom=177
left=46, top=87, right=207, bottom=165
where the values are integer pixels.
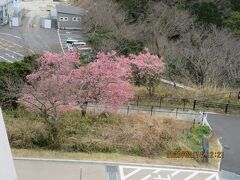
left=130, top=49, right=165, bottom=96
left=72, top=51, right=133, bottom=116
left=20, top=51, right=80, bottom=144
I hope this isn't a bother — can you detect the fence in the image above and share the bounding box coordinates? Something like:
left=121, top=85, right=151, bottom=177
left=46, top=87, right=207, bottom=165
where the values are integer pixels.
left=130, top=95, right=240, bottom=114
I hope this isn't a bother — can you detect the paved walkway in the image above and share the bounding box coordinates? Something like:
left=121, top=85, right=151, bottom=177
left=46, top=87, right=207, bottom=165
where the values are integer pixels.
left=14, top=158, right=221, bottom=180
left=207, top=113, right=240, bottom=178
left=14, top=158, right=108, bottom=180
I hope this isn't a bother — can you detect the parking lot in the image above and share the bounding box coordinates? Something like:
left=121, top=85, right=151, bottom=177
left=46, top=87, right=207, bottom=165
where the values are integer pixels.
left=58, top=29, right=86, bottom=53
left=0, top=0, right=61, bottom=63
left=0, top=0, right=89, bottom=63
left=0, top=33, right=34, bottom=62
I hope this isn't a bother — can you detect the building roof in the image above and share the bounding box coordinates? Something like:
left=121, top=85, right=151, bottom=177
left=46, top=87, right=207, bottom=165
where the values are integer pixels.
left=56, top=5, right=85, bottom=16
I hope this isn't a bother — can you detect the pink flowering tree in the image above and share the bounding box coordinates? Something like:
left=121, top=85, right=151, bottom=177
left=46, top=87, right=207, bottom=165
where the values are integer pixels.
left=20, top=51, right=133, bottom=119
left=19, top=51, right=80, bottom=141
left=72, top=51, right=133, bottom=116
left=130, top=49, right=165, bottom=96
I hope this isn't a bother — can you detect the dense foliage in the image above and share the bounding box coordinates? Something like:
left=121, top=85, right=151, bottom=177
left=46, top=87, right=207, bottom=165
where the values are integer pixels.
left=0, top=55, right=38, bottom=108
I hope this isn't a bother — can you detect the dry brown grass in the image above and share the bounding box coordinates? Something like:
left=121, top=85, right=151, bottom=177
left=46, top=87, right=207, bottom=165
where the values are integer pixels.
left=98, top=115, right=191, bottom=157
left=60, top=113, right=194, bottom=157
left=5, top=109, right=220, bottom=169
left=133, top=84, right=238, bottom=103
left=5, top=109, right=193, bottom=157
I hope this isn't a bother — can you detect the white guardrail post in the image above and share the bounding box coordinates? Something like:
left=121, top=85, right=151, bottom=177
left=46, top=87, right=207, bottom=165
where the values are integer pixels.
left=202, top=112, right=212, bottom=130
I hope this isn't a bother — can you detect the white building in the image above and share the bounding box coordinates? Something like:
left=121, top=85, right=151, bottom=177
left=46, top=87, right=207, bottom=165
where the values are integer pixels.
left=0, top=0, right=22, bottom=25
left=13, top=0, right=22, bottom=14
left=0, top=0, right=13, bottom=25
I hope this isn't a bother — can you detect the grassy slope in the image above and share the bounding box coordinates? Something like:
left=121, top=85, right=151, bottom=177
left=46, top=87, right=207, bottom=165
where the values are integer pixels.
left=132, top=84, right=240, bottom=114
left=5, top=108, right=220, bottom=168
left=133, top=84, right=239, bottom=103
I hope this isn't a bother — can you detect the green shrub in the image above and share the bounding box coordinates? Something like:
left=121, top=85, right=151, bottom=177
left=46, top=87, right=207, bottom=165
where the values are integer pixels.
left=127, top=145, right=144, bottom=156
left=192, top=2, right=223, bottom=26
left=118, top=0, right=150, bottom=22
left=225, top=11, right=240, bottom=36
left=0, top=55, right=38, bottom=108
left=185, top=125, right=211, bottom=152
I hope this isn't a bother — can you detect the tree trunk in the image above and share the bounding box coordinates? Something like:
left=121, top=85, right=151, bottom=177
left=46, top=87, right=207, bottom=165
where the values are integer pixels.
left=148, top=80, right=155, bottom=96
left=49, top=122, right=60, bottom=149
left=80, top=101, right=88, bottom=117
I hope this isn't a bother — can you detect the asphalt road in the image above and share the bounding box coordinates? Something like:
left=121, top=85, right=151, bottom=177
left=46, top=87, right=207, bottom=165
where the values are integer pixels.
left=208, top=113, right=240, bottom=176
left=14, top=158, right=221, bottom=180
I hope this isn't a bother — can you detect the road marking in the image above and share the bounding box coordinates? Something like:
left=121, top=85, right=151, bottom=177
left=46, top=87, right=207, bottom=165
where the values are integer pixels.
left=123, top=169, right=141, bottom=180
left=0, top=55, right=12, bottom=63
left=5, top=53, right=16, bottom=59
left=141, top=174, right=151, bottom=180
left=0, top=37, right=23, bottom=48
left=184, top=172, right=198, bottom=180
left=171, top=170, right=180, bottom=177
left=0, top=33, right=22, bottom=39
left=153, top=175, right=171, bottom=180
left=205, top=173, right=218, bottom=180
left=0, top=42, right=13, bottom=48
left=153, top=169, right=161, bottom=174
left=0, top=37, right=34, bottom=58
left=0, top=46, right=24, bottom=57
left=0, top=33, right=34, bottom=54
left=119, top=166, right=220, bottom=180
left=57, top=29, right=64, bottom=53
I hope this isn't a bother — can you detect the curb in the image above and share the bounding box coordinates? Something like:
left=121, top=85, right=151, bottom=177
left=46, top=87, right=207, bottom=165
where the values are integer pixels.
left=13, top=157, right=219, bottom=172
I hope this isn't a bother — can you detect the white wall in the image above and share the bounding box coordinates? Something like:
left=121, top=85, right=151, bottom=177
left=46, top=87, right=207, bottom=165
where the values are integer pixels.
left=0, top=108, right=17, bottom=180
left=13, top=0, right=22, bottom=8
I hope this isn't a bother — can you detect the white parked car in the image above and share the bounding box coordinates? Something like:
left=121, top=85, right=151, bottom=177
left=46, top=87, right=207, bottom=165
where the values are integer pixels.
left=66, top=43, right=74, bottom=51
left=73, top=41, right=87, bottom=46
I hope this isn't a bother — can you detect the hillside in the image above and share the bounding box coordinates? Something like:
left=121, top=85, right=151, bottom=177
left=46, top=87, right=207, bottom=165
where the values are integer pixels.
left=76, top=0, right=240, bottom=88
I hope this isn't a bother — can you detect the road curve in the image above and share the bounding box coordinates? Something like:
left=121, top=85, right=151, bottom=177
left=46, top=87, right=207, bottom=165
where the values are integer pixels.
left=207, top=113, right=240, bottom=178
